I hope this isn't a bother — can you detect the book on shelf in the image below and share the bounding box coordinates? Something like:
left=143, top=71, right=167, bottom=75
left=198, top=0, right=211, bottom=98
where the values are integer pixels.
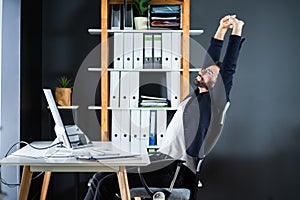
left=139, top=95, right=169, bottom=107
left=140, top=95, right=167, bottom=101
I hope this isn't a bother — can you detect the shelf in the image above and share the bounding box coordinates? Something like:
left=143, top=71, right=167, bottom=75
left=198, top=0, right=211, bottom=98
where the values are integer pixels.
left=88, top=28, right=204, bottom=35
left=88, top=68, right=203, bottom=72
left=47, top=105, right=79, bottom=110
left=189, top=68, right=202, bottom=72
left=147, top=145, right=160, bottom=149
left=88, top=106, right=101, bottom=110
left=87, top=106, right=177, bottom=111
left=88, top=68, right=184, bottom=72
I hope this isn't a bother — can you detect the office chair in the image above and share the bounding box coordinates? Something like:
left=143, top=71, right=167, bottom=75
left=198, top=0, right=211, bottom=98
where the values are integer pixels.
left=130, top=101, right=230, bottom=200
left=129, top=154, right=190, bottom=200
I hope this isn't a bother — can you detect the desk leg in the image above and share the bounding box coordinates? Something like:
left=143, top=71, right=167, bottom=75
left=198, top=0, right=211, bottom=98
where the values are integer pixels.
left=19, top=166, right=32, bottom=200
left=40, top=171, right=51, bottom=200
left=117, top=166, right=131, bottom=200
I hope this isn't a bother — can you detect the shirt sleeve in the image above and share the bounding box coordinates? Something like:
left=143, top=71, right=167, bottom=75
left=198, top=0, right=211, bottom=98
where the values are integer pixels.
left=202, top=37, right=224, bottom=68
left=220, top=35, right=245, bottom=101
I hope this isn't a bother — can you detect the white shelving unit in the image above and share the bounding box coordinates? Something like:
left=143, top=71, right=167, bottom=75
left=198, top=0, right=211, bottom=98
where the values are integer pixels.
left=93, top=0, right=201, bottom=143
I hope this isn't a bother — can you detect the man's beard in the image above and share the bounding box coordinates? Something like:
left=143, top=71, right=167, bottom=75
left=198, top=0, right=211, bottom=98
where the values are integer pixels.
left=194, top=78, right=208, bottom=90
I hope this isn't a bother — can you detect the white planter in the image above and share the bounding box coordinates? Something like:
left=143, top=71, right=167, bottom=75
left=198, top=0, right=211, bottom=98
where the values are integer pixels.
left=134, top=16, right=148, bottom=30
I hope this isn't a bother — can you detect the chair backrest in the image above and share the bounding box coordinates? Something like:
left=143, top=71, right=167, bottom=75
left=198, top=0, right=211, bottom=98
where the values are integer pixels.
left=199, top=101, right=230, bottom=158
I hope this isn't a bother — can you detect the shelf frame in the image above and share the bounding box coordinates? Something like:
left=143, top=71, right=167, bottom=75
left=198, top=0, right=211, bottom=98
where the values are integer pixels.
left=101, top=0, right=110, bottom=141
left=100, top=0, right=192, bottom=141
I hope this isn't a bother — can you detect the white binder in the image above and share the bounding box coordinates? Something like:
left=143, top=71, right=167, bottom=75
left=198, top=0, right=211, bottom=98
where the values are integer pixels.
left=149, top=110, right=157, bottom=146
left=120, top=72, right=130, bottom=108
left=166, top=72, right=180, bottom=108
left=113, top=33, right=124, bottom=69
left=140, top=109, right=150, bottom=149
left=123, top=33, right=133, bottom=69
left=162, top=32, right=172, bottom=69
left=156, top=109, right=167, bottom=147
left=120, top=110, right=131, bottom=152
left=120, top=33, right=132, bottom=108
left=109, top=71, right=120, bottom=108
left=129, top=72, right=139, bottom=108
left=171, top=32, right=181, bottom=69
left=144, top=33, right=153, bottom=69
left=130, top=110, right=141, bottom=154
left=133, top=32, right=144, bottom=69
left=111, top=110, right=122, bottom=146
left=153, top=33, right=162, bottom=69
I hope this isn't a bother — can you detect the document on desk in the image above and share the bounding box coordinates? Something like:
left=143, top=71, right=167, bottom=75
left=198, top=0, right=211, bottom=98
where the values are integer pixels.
left=74, top=143, right=144, bottom=161
left=9, top=141, right=145, bottom=162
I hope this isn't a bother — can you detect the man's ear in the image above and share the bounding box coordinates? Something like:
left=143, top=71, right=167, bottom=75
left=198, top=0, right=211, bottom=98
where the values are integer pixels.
left=207, top=80, right=216, bottom=89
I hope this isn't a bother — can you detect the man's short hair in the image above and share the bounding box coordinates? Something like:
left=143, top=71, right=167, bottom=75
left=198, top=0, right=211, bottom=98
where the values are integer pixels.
left=215, top=61, right=222, bottom=68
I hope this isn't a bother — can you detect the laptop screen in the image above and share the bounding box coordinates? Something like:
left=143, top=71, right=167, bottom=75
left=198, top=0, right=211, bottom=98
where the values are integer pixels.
left=43, top=89, right=72, bottom=148
left=43, top=89, right=93, bottom=149
left=43, top=89, right=64, bottom=127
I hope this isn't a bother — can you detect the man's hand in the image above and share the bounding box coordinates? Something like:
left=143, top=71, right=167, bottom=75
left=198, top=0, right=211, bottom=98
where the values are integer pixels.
left=229, top=17, right=244, bottom=36
left=214, top=14, right=236, bottom=40
left=219, top=15, right=236, bottom=29
left=214, top=15, right=244, bottom=40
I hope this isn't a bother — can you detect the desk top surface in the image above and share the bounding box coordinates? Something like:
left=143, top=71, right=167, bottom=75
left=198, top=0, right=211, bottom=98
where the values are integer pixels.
left=0, top=141, right=150, bottom=172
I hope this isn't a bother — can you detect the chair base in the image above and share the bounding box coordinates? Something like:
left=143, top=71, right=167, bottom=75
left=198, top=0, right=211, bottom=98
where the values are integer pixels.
left=130, top=187, right=190, bottom=200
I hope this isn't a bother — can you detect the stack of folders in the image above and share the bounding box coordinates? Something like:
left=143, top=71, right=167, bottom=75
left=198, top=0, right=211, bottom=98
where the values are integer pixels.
left=149, top=5, right=181, bottom=29
left=111, top=31, right=181, bottom=108
left=139, top=95, right=169, bottom=107
left=111, top=107, right=167, bottom=153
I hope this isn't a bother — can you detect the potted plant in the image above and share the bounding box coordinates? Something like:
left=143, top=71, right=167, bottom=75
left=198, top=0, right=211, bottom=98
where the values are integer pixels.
left=55, top=76, right=72, bottom=106
left=132, top=0, right=150, bottom=29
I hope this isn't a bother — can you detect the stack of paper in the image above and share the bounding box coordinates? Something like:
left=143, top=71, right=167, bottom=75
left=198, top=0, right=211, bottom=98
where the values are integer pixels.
left=139, top=95, right=169, bottom=107
left=149, top=5, right=181, bottom=29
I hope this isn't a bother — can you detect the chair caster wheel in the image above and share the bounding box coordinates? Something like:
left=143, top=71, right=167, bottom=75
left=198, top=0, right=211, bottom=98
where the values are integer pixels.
left=153, top=191, right=165, bottom=200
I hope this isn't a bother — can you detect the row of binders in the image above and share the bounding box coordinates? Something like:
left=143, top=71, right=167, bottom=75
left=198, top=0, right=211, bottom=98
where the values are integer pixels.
left=113, top=32, right=181, bottom=70
left=111, top=109, right=167, bottom=153
left=110, top=32, right=182, bottom=109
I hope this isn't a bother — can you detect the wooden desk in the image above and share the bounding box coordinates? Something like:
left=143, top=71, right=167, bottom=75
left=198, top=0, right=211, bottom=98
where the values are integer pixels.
left=0, top=141, right=150, bottom=200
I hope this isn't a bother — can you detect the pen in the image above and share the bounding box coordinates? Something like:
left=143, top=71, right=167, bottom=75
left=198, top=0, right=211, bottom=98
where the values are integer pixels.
left=76, top=154, right=140, bottom=161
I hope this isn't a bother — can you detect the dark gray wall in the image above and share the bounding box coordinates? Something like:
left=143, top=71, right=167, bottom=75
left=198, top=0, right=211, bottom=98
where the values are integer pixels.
left=41, top=1, right=100, bottom=199
left=21, top=0, right=99, bottom=199
left=191, top=0, right=300, bottom=199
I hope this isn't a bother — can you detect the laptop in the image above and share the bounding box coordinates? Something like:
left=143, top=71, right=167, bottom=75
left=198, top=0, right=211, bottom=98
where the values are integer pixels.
left=43, top=89, right=93, bottom=149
